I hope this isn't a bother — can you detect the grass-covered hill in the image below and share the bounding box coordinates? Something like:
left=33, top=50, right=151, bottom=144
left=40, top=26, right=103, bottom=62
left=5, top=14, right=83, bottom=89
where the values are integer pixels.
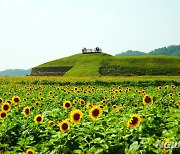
left=31, top=53, right=180, bottom=76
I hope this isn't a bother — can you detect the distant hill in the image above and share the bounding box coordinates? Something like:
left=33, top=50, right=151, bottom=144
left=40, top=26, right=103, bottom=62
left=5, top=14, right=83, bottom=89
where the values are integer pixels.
left=31, top=53, right=180, bottom=76
left=116, top=45, right=180, bottom=56
left=116, top=50, right=147, bottom=56
left=149, top=45, right=180, bottom=56
left=0, top=69, right=31, bottom=76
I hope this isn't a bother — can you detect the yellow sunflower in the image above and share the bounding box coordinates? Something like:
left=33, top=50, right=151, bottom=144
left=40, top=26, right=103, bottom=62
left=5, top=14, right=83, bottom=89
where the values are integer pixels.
left=26, top=148, right=35, bottom=154
left=63, top=101, right=72, bottom=109
left=73, top=100, right=78, bottom=104
left=143, top=95, right=153, bottom=105
left=168, top=93, right=173, bottom=97
left=79, top=99, right=85, bottom=106
left=70, top=109, right=83, bottom=124
left=128, top=114, right=141, bottom=128
left=49, top=91, right=53, bottom=95
left=58, top=120, right=70, bottom=133
left=32, top=98, right=35, bottom=103
left=89, top=106, right=102, bottom=120
left=118, top=106, right=124, bottom=114
left=35, top=102, right=40, bottom=106
left=48, top=120, right=56, bottom=128
left=1, top=102, right=11, bottom=112
left=134, top=103, right=139, bottom=107
left=23, top=106, right=30, bottom=117
left=74, top=87, right=78, bottom=91
left=12, top=96, right=21, bottom=105
left=157, top=86, right=162, bottom=90
left=34, top=114, right=43, bottom=124
left=171, top=85, right=175, bottom=89
left=177, top=92, right=180, bottom=97
left=0, top=98, right=4, bottom=104
left=132, top=94, right=136, bottom=98
left=165, top=85, right=169, bottom=89
left=112, top=105, right=117, bottom=109
left=0, top=110, right=7, bottom=119
left=86, top=102, right=92, bottom=109
left=102, top=99, right=106, bottom=104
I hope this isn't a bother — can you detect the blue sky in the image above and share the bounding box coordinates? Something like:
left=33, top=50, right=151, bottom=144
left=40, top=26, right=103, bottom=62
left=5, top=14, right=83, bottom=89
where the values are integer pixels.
left=0, top=0, right=180, bottom=71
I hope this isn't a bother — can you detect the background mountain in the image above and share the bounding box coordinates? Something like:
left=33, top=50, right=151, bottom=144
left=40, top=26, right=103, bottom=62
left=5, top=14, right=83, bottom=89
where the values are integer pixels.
left=149, top=45, right=180, bottom=56
left=0, top=69, right=31, bottom=76
left=116, top=50, right=147, bottom=56
left=116, top=45, right=180, bottom=56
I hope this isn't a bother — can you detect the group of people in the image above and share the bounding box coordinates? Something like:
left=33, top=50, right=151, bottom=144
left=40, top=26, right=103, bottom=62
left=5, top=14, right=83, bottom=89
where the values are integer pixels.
left=82, top=47, right=102, bottom=54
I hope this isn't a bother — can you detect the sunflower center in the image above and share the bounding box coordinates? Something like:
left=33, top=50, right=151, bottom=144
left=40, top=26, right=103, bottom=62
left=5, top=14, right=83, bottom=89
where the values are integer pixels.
left=14, top=98, right=19, bottom=103
left=62, top=123, right=68, bottom=130
left=25, top=109, right=30, bottom=114
left=130, top=117, right=138, bottom=125
left=27, top=151, right=34, bottom=154
left=73, top=113, right=80, bottom=120
left=65, top=103, right=70, bottom=108
left=92, top=109, right=99, bottom=117
left=37, top=116, right=42, bottom=122
left=145, top=96, right=151, bottom=103
left=1, top=112, right=6, bottom=118
left=3, top=105, right=9, bottom=110
left=0, top=99, right=2, bottom=103
left=113, top=105, right=117, bottom=109
left=7, top=101, right=11, bottom=104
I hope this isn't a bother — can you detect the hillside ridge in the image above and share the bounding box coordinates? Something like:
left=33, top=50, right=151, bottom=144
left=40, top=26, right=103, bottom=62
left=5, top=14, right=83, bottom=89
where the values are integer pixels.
left=31, top=52, right=180, bottom=76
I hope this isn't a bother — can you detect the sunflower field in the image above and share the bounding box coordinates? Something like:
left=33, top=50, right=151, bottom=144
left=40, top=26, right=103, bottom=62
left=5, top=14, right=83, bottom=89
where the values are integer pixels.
left=0, top=77, right=180, bottom=154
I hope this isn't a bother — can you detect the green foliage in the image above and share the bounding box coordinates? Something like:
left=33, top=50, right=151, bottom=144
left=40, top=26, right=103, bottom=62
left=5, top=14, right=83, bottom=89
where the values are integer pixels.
left=0, top=77, right=180, bottom=154
left=0, top=77, right=180, bottom=153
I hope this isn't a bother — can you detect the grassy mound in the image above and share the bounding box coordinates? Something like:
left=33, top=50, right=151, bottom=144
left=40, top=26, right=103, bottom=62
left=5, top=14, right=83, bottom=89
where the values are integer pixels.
left=36, top=53, right=112, bottom=76
left=34, top=53, right=180, bottom=76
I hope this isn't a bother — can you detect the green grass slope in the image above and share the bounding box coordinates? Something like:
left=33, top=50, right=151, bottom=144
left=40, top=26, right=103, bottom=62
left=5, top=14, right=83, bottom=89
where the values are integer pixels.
left=35, top=53, right=180, bottom=76
left=37, top=53, right=112, bottom=76
left=100, top=55, right=180, bottom=76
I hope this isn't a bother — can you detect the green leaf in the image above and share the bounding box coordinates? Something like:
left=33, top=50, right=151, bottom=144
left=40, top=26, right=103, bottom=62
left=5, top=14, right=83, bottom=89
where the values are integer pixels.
left=77, top=136, right=84, bottom=142
left=95, top=148, right=104, bottom=154
left=129, top=141, right=139, bottom=151
left=73, top=149, right=82, bottom=154
left=92, top=138, right=103, bottom=144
